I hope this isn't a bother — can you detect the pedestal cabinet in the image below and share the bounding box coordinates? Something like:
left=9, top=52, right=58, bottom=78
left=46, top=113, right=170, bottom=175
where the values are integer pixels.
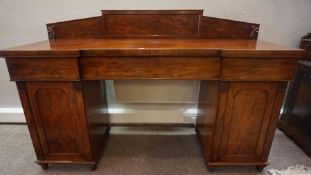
left=197, top=82, right=286, bottom=171
left=26, top=82, right=92, bottom=160
left=16, top=81, right=108, bottom=170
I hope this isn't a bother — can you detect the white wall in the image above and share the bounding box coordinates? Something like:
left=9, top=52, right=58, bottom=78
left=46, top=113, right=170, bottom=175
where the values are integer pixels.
left=1, top=0, right=311, bottom=123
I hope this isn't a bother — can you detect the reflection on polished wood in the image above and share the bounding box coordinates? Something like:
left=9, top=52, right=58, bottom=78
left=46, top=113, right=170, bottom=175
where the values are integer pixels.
left=0, top=10, right=304, bottom=171
left=82, top=81, right=110, bottom=164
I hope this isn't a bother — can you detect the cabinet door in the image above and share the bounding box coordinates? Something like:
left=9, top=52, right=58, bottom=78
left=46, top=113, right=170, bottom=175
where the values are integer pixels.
left=26, top=82, right=92, bottom=162
left=213, top=82, right=281, bottom=163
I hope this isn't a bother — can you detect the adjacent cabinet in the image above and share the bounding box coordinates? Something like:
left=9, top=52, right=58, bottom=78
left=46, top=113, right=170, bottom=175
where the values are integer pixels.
left=278, top=33, right=311, bottom=157
left=0, top=10, right=304, bottom=172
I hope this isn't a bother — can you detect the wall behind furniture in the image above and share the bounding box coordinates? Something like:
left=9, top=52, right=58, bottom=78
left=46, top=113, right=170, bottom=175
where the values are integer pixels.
left=1, top=0, right=311, bottom=123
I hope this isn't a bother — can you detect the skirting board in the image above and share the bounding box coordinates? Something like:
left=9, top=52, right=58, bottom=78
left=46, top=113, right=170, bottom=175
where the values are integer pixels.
left=0, top=106, right=197, bottom=124
left=0, top=113, right=25, bottom=123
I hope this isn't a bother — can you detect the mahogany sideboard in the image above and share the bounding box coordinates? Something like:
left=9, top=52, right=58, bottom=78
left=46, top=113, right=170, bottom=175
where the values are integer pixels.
left=0, top=10, right=304, bottom=172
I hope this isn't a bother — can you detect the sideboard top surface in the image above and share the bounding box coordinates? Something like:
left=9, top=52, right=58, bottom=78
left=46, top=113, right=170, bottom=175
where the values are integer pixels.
left=0, top=39, right=304, bottom=58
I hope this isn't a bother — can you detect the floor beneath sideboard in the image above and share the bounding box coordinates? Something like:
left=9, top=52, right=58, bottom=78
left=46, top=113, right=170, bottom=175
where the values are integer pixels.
left=0, top=125, right=310, bottom=175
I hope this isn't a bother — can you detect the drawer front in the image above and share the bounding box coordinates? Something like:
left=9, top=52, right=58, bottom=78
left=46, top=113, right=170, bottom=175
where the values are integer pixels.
left=6, top=58, right=79, bottom=81
left=80, top=57, right=221, bottom=80
left=222, top=58, right=298, bottom=81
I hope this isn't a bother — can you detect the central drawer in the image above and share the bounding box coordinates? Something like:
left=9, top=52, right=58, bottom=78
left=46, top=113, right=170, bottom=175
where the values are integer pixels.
left=80, top=57, right=221, bottom=80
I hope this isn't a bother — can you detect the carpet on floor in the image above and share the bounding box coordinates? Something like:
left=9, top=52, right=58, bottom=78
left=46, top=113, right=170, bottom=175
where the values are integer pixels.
left=268, top=165, right=311, bottom=175
left=0, top=125, right=310, bottom=175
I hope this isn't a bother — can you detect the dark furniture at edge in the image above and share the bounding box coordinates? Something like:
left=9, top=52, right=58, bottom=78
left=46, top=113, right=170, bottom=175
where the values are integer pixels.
left=278, top=33, right=311, bottom=157
left=0, top=10, right=304, bottom=172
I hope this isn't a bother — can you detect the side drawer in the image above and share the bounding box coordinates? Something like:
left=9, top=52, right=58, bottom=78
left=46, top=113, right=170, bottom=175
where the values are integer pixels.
left=6, top=58, right=79, bottom=81
left=80, top=57, right=221, bottom=80
left=222, top=58, right=298, bottom=81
